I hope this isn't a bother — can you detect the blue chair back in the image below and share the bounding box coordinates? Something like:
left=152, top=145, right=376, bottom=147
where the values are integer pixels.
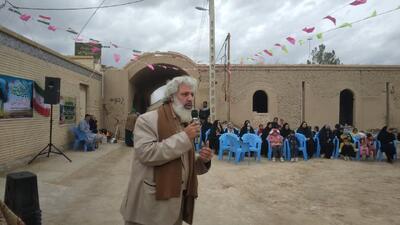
left=295, top=133, right=308, bottom=160
left=224, top=133, right=247, bottom=163
left=333, top=136, right=340, bottom=158
left=218, top=133, right=231, bottom=160
left=242, top=133, right=262, bottom=161
left=314, top=132, right=321, bottom=157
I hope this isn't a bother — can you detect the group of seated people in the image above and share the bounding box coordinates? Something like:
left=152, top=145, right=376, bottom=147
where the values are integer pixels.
left=200, top=116, right=398, bottom=164
left=76, top=114, right=112, bottom=151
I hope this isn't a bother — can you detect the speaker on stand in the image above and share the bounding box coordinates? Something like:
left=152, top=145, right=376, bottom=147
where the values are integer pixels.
left=28, top=77, right=71, bottom=164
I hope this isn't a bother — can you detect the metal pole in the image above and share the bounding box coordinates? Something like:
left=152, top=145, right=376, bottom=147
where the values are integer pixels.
left=227, top=33, right=231, bottom=122
left=209, top=0, right=216, bottom=122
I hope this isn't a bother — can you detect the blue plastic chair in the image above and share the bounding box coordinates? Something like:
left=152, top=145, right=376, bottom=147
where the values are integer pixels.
left=242, top=133, right=262, bottom=161
left=71, top=126, right=93, bottom=151
left=218, top=133, right=231, bottom=160
left=295, top=133, right=308, bottom=160
left=333, top=137, right=340, bottom=158
left=282, top=139, right=292, bottom=160
left=225, top=133, right=248, bottom=164
left=314, top=132, right=321, bottom=158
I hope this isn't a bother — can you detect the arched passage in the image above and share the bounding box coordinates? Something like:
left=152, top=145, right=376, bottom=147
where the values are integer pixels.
left=339, top=89, right=354, bottom=126
left=126, top=52, right=199, bottom=114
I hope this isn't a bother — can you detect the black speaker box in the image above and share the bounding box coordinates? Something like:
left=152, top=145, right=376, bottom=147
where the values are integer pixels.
left=44, top=77, right=60, bottom=104
left=4, top=171, right=41, bottom=225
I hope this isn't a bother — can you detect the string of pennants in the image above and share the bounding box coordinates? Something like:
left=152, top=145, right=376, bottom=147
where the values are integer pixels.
left=5, top=4, right=193, bottom=71
left=245, top=0, right=400, bottom=63
left=4, top=0, right=400, bottom=68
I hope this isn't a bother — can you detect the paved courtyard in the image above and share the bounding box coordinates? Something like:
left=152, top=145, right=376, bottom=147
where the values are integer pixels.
left=1, top=143, right=399, bottom=225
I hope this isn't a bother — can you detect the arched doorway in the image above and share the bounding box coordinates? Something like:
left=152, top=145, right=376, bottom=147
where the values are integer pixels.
left=253, top=90, right=268, bottom=113
left=339, top=89, right=354, bottom=126
left=126, top=52, right=199, bottom=114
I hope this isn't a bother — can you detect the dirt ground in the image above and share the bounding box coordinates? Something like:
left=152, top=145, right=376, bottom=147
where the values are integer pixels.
left=1, top=143, right=399, bottom=225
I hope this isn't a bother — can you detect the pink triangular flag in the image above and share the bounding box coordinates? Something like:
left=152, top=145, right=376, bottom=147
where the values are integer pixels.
left=91, top=47, right=101, bottom=53
left=286, top=37, right=296, bottom=45
left=350, top=0, right=367, bottom=6
left=302, top=27, right=315, bottom=33
left=147, top=64, right=155, bottom=70
left=39, top=15, right=51, bottom=20
left=263, top=49, right=273, bottom=56
left=323, top=16, right=336, bottom=25
left=274, top=43, right=282, bottom=47
left=47, top=25, right=57, bottom=31
left=113, top=54, right=121, bottom=63
left=19, top=14, right=31, bottom=21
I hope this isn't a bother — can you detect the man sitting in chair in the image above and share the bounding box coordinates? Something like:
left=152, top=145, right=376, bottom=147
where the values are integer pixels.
left=79, top=114, right=101, bottom=149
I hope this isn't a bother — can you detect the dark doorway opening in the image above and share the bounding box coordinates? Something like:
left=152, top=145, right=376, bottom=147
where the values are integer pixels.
left=339, top=89, right=354, bottom=126
left=253, top=90, right=268, bottom=113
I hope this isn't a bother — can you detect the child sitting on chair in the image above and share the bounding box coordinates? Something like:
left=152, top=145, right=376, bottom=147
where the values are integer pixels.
left=340, top=134, right=356, bottom=161
left=366, top=133, right=376, bottom=160
left=267, top=128, right=284, bottom=162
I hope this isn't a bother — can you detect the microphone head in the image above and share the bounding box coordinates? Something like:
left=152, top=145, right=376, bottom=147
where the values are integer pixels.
left=191, top=109, right=199, bottom=119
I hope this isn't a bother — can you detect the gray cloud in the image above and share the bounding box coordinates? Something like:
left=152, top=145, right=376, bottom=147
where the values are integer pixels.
left=0, top=0, right=399, bottom=67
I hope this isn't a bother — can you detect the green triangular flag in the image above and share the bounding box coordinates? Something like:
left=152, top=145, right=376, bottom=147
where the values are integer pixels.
left=339, top=22, right=352, bottom=28
left=316, top=33, right=323, bottom=40
left=281, top=46, right=288, bottom=54
left=299, top=40, right=305, bottom=46
left=370, top=10, right=377, bottom=18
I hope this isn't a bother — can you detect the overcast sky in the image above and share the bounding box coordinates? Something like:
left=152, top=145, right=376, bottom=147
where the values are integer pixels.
left=0, top=0, right=399, bottom=67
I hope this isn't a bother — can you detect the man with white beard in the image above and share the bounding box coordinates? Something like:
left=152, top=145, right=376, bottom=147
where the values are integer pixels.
left=120, top=75, right=213, bottom=225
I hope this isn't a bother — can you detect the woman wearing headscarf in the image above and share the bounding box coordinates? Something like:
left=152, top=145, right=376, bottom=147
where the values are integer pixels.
left=239, top=120, right=255, bottom=137
left=297, top=121, right=315, bottom=158
left=319, top=125, right=335, bottom=158
left=377, top=126, right=396, bottom=163
left=280, top=123, right=292, bottom=139
left=208, top=120, right=224, bottom=155
left=261, top=122, right=273, bottom=157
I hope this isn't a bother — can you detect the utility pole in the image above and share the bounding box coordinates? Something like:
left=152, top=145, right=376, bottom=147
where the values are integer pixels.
left=209, top=0, right=216, bottom=122
left=226, top=33, right=231, bottom=121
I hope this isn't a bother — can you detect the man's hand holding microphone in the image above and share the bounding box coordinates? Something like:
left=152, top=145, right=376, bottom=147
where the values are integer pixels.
left=183, top=110, right=213, bottom=162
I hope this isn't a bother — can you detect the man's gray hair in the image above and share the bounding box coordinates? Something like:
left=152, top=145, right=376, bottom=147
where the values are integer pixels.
left=164, top=75, right=198, bottom=99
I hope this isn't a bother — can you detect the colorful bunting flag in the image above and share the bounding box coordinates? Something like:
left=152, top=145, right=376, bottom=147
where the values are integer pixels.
left=286, top=37, right=296, bottom=45
left=323, top=16, right=336, bottom=25
left=299, top=40, right=305, bottom=45
left=113, top=53, right=121, bottom=63
left=263, top=49, right=273, bottom=56
left=19, top=14, right=31, bottom=22
left=281, top=45, right=288, bottom=54
left=66, top=28, right=78, bottom=35
left=48, top=25, right=57, bottom=31
left=39, top=15, right=51, bottom=20
left=74, top=37, right=84, bottom=42
left=302, top=27, right=315, bottom=33
left=350, top=0, right=367, bottom=6
left=369, top=10, right=377, bottom=18
left=147, top=64, right=155, bottom=70
left=339, top=22, right=352, bottom=28
left=37, top=20, right=50, bottom=25
left=316, top=33, right=323, bottom=40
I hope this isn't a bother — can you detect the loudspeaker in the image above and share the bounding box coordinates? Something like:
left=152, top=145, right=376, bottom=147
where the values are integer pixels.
left=44, top=77, right=60, bottom=104
left=4, top=171, right=42, bottom=225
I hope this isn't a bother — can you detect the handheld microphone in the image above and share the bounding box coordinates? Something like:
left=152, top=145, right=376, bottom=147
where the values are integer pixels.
left=191, top=109, right=201, bottom=144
